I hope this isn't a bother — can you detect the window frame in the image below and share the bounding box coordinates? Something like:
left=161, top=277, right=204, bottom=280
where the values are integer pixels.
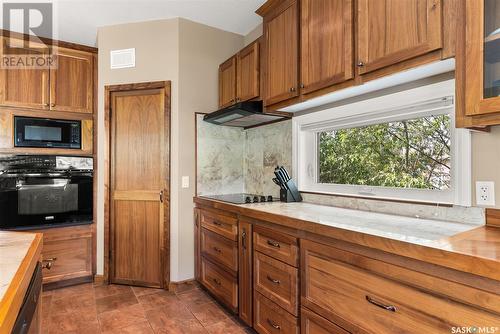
left=292, top=79, right=471, bottom=206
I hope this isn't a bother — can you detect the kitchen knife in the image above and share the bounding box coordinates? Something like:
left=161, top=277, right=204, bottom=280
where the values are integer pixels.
left=274, top=169, right=289, bottom=189
left=272, top=177, right=285, bottom=190
left=279, top=166, right=291, bottom=181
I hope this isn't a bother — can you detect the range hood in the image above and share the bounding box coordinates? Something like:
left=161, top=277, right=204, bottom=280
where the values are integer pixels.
left=203, top=101, right=289, bottom=128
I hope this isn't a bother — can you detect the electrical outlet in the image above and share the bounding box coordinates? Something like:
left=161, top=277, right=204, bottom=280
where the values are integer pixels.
left=476, top=181, right=495, bottom=206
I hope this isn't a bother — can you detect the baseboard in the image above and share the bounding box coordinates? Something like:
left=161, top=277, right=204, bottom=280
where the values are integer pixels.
left=168, top=279, right=198, bottom=293
left=43, top=275, right=93, bottom=291
left=93, top=274, right=106, bottom=286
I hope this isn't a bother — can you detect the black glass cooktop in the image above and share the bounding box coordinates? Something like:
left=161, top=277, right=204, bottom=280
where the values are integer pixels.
left=201, top=193, right=275, bottom=204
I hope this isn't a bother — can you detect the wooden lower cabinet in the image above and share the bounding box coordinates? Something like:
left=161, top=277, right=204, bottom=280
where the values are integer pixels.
left=200, top=208, right=238, bottom=241
left=253, top=225, right=299, bottom=267
left=301, top=307, right=350, bottom=334
left=33, top=224, right=93, bottom=285
left=254, top=292, right=299, bottom=334
left=200, top=257, right=238, bottom=312
left=254, top=252, right=299, bottom=316
left=201, top=228, right=238, bottom=273
left=238, top=220, right=253, bottom=326
left=301, top=239, right=500, bottom=333
left=195, top=203, right=500, bottom=334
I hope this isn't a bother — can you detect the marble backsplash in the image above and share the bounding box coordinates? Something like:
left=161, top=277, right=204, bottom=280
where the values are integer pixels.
left=196, top=115, right=484, bottom=225
left=196, top=115, right=292, bottom=197
left=196, top=115, right=245, bottom=195
left=244, top=120, right=292, bottom=198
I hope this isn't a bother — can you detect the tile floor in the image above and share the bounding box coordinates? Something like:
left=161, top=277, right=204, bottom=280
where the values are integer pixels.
left=41, top=282, right=252, bottom=334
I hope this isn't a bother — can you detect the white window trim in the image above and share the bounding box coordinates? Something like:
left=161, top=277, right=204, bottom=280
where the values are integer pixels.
left=292, top=79, right=471, bottom=206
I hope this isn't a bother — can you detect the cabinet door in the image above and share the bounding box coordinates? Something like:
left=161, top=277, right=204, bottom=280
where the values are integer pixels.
left=36, top=225, right=93, bottom=284
left=0, top=37, right=50, bottom=109
left=263, top=0, right=299, bottom=106
left=238, top=221, right=253, bottom=326
left=50, top=47, right=93, bottom=113
left=301, top=308, right=351, bottom=334
left=466, top=0, right=500, bottom=115
left=194, top=208, right=201, bottom=281
left=237, top=42, right=260, bottom=102
left=219, top=56, right=237, bottom=108
left=357, top=0, right=442, bottom=75
left=301, top=0, right=354, bottom=94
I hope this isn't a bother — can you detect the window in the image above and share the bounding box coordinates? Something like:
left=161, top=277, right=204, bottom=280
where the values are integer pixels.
left=318, top=115, right=451, bottom=190
left=293, top=79, right=471, bottom=205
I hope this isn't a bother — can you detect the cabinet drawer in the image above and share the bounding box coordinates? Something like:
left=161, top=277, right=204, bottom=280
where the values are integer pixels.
left=200, top=209, right=238, bottom=241
left=301, top=307, right=350, bottom=334
left=254, top=292, right=299, bottom=334
left=302, top=240, right=500, bottom=333
left=200, top=257, right=238, bottom=312
left=42, top=235, right=92, bottom=284
left=254, top=226, right=298, bottom=266
left=254, top=252, right=298, bottom=316
left=201, top=228, right=238, bottom=273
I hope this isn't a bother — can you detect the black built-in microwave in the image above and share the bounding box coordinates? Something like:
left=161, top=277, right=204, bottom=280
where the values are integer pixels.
left=14, top=116, right=81, bottom=149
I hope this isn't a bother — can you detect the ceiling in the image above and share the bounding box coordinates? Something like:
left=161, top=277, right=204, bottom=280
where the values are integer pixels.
left=2, top=0, right=266, bottom=46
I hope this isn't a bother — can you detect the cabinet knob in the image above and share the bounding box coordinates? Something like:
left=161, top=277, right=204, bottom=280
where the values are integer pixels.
left=50, top=103, right=56, bottom=107
left=267, top=319, right=281, bottom=330
left=267, top=239, right=280, bottom=248
left=230, top=99, right=235, bottom=103
left=300, top=83, right=305, bottom=89
left=289, top=87, right=296, bottom=92
left=357, top=61, right=365, bottom=67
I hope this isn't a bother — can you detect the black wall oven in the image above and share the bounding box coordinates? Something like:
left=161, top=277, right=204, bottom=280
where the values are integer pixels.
left=0, top=155, right=93, bottom=230
left=14, top=116, right=82, bottom=149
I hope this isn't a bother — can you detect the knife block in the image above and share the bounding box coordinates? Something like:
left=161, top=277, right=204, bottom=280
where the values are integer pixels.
left=280, top=179, right=303, bottom=202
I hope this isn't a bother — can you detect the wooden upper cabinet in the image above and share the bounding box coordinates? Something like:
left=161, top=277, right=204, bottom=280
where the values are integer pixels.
left=464, top=0, right=500, bottom=116
left=219, top=56, right=237, bottom=108
left=301, top=0, right=354, bottom=95
left=0, top=37, right=50, bottom=109
left=237, top=41, right=260, bottom=103
left=50, top=47, right=93, bottom=113
left=356, top=0, right=442, bottom=75
left=261, top=0, right=299, bottom=106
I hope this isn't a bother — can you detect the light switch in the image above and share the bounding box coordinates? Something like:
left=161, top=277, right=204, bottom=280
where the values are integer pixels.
left=182, top=176, right=189, bottom=188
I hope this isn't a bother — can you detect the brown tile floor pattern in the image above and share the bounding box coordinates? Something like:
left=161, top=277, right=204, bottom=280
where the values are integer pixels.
left=41, top=282, right=253, bottom=334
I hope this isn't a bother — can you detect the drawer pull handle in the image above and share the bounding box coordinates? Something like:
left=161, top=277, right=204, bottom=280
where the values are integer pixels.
left=241, top=229, right=247, bottom=250
left=42, top=261, right=53, bottom=270
left=267, top=275, right=280, bottom=284
left=267, top=319, right=281, bottom=330
left=212, top=221, right=222, bottom=226
left=267, top=240, right=280, bottom=248
left=366, top=296, right=396, bottom=312
left=212, top=278, right=221, bottom=286
left=45, top=257, right=57, bottom=261
left=213, top=246, right=222, bottom=253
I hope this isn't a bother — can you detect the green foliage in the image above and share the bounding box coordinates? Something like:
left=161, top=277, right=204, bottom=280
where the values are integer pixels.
left=319, top=115, right=451, bottom=190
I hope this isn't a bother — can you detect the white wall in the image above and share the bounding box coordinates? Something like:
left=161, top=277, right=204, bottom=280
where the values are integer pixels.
left=97, top=18, right=243, bottom=281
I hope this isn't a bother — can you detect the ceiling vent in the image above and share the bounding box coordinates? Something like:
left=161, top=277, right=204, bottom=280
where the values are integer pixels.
left=110, top=48, right=135, bottom=69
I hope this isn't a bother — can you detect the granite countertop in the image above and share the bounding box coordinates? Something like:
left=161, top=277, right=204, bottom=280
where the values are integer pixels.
left=195, top=197, right=500, bottom=281
left=0, top=231, right=42, bottom=333
left=239, top=201, right=480, bottom=246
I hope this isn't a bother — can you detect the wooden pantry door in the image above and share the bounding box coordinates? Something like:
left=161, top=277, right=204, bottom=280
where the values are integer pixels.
left=109, top=83, right=170, bottom=288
